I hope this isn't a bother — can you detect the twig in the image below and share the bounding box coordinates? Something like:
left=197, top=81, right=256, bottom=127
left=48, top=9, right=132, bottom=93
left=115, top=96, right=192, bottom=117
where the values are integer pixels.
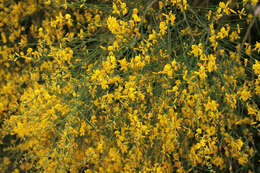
left=188, top=7, right=210, bottom=44
left=181, top=0, right=195, bottom=42
left=131, top=0, right=158, bottom=47
left=239, top=17, right=256, bottom=56
left=188, top=8, right=206, bottom=28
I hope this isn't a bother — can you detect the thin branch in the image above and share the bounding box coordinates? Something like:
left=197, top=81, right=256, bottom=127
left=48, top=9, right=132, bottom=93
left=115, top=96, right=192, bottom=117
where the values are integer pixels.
left=181, top=0, right=195, bottom=42
left=239, top=17, right=256, bottom=56
left=131, top=0, right=158, bottom=47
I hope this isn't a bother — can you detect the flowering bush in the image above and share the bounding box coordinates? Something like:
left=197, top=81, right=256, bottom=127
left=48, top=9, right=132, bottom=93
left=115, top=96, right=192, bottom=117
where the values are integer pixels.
left=0, top=0, right=260, bottom=172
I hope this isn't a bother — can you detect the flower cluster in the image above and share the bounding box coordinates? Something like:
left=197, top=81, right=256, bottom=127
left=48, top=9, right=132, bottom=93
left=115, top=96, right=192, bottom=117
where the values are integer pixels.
left=0, top=0, right=260, bottom=172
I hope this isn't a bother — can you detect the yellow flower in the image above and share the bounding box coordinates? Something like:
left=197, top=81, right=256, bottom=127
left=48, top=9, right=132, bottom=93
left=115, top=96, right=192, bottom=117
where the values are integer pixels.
left=237, top=8, right=246, bottom=19
left=159, top=21, right=167, bottom=36
left=163, top=64, right=171, bottom=72
left=253, top=60, right=260, bottom=74
left=12, top=169, right=19, bottom=173
left=251, top=0, right=259, bottom=6
left=238, top=154, right=248, bottom=165
left=112, top=3, right=120, bottom=15
left=121, top=3, right=128, bottom=15
left=206, top=10, right=212, bottom=20
left=1, top=32, right=7, bottom=43
left=132, top=14, right=141, bottom=22
left=162, top=64, right=173, bottom=77
left=238, top=86, right=252, bottom=101
left=229, top=31, right=240, bottom=42
left=212, top=156, right=224, bottom=169
left=217, top=26, right=229, bottom=39
left=245, top=43, right=252, bottom=55
left=169, top=11, right=176, bottom=26
left=207, top=54, right=217, bottom=72
left=107, top=16, right=120, bottom=34
left=148, top=29, right=157, bottom=44
left=218, top=2, right=231, bottom=15
left=205, top=99, right=219, bottom=112
left=191, top=43, right=203, bottom=57
left=3, top=157, right=10, bottom=166
left=132, top=8, right=141, bottom=22
left=94, top=14, right=101, bottom=23
left=119, top=58, right=128, bottom=72
left=254, top=42, right=260, bottom=53
left=195, top=65, right=207, bottom=80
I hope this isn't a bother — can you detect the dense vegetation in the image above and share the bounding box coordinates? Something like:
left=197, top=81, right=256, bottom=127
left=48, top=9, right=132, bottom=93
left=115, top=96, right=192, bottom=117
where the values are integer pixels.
left=0, top=0, right=260, bottom=172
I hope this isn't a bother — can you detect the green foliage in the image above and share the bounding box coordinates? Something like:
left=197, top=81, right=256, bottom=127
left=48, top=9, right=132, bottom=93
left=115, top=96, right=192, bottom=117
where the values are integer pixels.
left=0, top=0, right=260, bottom=172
